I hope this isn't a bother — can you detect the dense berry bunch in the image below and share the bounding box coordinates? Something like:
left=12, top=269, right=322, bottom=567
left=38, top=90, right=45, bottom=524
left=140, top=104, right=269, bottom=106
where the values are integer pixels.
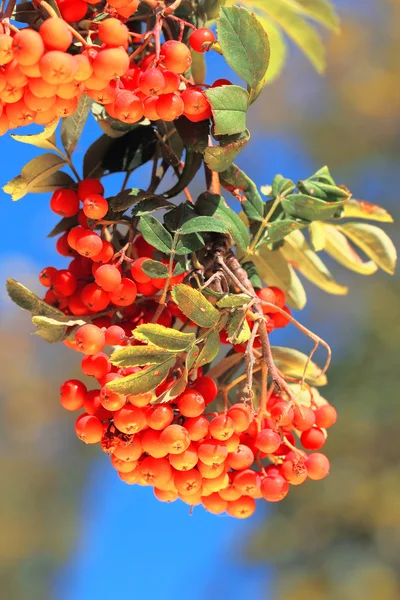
left=38, top=178, right=336, bottom=518
left=0, top=11, right=217, bottom=134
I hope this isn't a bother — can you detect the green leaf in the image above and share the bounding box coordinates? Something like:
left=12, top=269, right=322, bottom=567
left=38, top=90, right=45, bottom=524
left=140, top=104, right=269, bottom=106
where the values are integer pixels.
left=282, top=193, right=345, bottom=221
left=6, top=278, right=64, bottom=317
left=175, top=234, right=205, bottom=255
left=171, top=284, right=220, bottom=328
left=131, top=196, right=175, bottom=216
left=337, top=223, right=397, bottom=275
left=3, top=154, right=68, bottom=201
left=217, top=6, right=270, bottom=100
left=107, top=357, right=176, bottom=396
left=196, top=192, right=250, bottom=250
left=138, top=215, right=173, bottom=254
left=194, top=330, right=220, bottom=368
left=133, top=323, right=196, bottom=351
left=32, top=315, right=86, bottom=327
left=226, top=308, right=251, bottom=344
left=204, top=85, right=249, bottom=136
left=31, top=314, right=86, bottom=344
left=174, top=116, right=210, bottom=153
left=217, top=293, right=251, bottom=308
left=308, top=221, right=326, bottom=251
left=61, top=96, right=92, bottom=156
left=281, top=230, right=348, bottom=294
left=271, top=346, right=327, bottom=386
left=205, top=129, right=250, bottom=172
left=271, top=174, right=295, bottom=198
left=110, top=345, right=177, bottom=367
left=242, top=261, right=263, bottom=290
left=153, top=371, right=189, bottom=404
left=220, top=164, right=264, bottom=222
left=109, top=189, right=159, bottom=213
left=321, top=224, right=378, bottom=275
left=83, top=126, right=157, bottom=179
left=179, top=216, right=229, bottom=236
left=11, top=119, right=60, bottom=152
left=342, top=198, right=394, bottom=223
left=252, top=245, right=307, bottom=309
left=263, top=218, right=309, bottom=245
left=141, top=259, right=169, bottom=279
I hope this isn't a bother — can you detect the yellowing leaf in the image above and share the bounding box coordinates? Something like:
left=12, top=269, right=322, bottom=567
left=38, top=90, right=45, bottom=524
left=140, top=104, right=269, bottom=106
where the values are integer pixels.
left=194, top=331, right=220, bottom=368
left=107, top=357, right=176, bottom=396
left=252, top=245, right=307, bottom=309
left=7, top=278, right=64, bottom=317
left=309, top=221, right=326, bottom=251
left=10, top=119, right=60, bottom=152
left=342, top=198, right=394, bottom=223
left=171, top=284, right=220, bottom=328
left=338, top=223, right=397, bottom=275
left=3, top=154, right=68, bottom=201
left=321, top=224, right=378, bottom=275
left=271, top=346, right=327, bottom=386
left=281, top=229, right=348, bottom=295
left=133, top=324, right=195, bottom=351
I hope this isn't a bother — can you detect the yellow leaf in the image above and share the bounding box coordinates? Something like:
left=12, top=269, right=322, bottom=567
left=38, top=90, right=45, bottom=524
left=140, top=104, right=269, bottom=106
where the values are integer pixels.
left=10, top=119, right=60, bottom=152
left=342, top=198, right=394, bottom=223
left=271, top=346, right=327, bottom=386
left=281, top=229, right=348, bottom=294
left=321, top=224, right=378, bottom=275
left=338, top=223, right=397, bottom=275
left=309, top=221, right=326, bottom=251
left=3, top=154, right=68, bottom=201
left=253, top=245, right=307, bottom=309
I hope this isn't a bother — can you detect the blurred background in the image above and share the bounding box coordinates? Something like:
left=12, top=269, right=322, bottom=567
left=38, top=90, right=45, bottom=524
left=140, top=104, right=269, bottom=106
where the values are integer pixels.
left=1, top=0, right=399, bottom=598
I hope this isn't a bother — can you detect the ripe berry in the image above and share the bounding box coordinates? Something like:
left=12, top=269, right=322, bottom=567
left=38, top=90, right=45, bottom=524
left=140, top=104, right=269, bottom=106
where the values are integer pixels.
left=293, top=406, right=316, bottom=431
left=306, top=452, right=330, bottom=480
left=75, top=231, right=103, bottom=257
left=272, top=305, right=292, bottom=328
left=177, top=390, right=205, bottom=418
left=197, top=440, right=228, bottom=465
left=81, top=282, right=110, bottom=312
left=315, top=404, right=337, bottom=428
left=105, top=325, right=126, bottom=346
left=60, top=379, right=86, bottom=411
left=78, top=178, right=105, bottom=200
left=81, top=352, right=111, bottom=378
left=255, top=428, right=281, bottom=453
left=181, top=88, right=211, bottom=116
left=146, top=404, right=174, bottom=430
left=184, top=415, right=209, bottom=441
left=139, top=68, right=165, bottom=96
left=233, top=470, right=261, bottom=497
left=192, top=376, right=218, bottom=405
left=52, top=269, right=77, bottom=296
left=113, top=438, right=143, bottom=462
left=82, top=194, right=108, bottom=220
left=75, top=324, right=105, bottom=355
left=0, top=34, right=14, bottom=66
left=161, top=70, right=180, bottom=93
left=212, top=78, right=232, bottom=87
left=189, top=28, right=215, bottom=53
left=156, top=92, right=184, bottom=121
left=108, top=278, right=137, bottom=306
left=114, top=90, right=143, bottom=123
left=300, top=427, right=326, bottom=450
left=58, top=0, right=87, bottom=22
left=75, top=414, right=103, bottom=444
left=227, top=403, right=251, bottom=432
left=98, top=18, right=129, bottom=47
left=209, top=415, right=235, bottom=440
left=94, top=264, right=121, bottom=292
left=91, top=240, right=114, bottom=264
left=114, top=405, right=146, bottom=435
left=13, top=29, right=44, bottom=66
left=281, top=459, right=308, bottom=485
left=261, top=474, right=289, bottom=502
left=271, top=402, right=294, bottom=426
left=39, top=266, right=57, bottom=287
left=50, top=189, right=79, bottom=217
left=227, top=444, right=254, bottom=470
left=141, top=429, right=169, bottom=458
left=226, top=496, right=256, bottom=519
left=161, top=41, right=192, bottom=74
left=169, top=443, right=198, bottom=471
left=93, top=48, right=129, bottom=80
left=130, top=257, right=151, bottom=283
left=140, top=456, right=172, bottom=486
left=174, top=468, right=202, bottom=495
left=39, top=17, right=73, bottom=52
left=143, top=96, right=160, bottom=121
left=39, top=51, right=77, bottom=84
left=159, top=424, right=190, bottom=454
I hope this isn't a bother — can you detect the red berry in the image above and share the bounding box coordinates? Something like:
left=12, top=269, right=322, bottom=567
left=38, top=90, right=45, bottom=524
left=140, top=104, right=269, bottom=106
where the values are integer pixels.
left=261, top=474, right=289, bottom=502
left=81, top=352, right=111, bottom=378
left=130, top=257, right=151, bottom=283
left=272, top=305, right=292, bottom=328
left=114, top=405, right=147, bottom=435
left=271, top=402, right=294, bottom=426
left=189, top=28, right=215, bottom=53
left=255, top=428, right=281, bottom=453
left=50, top=188, right=79, bottom=217
left=138, top=67, right=165, bottom=96
left=94, top=264, right=122, bottom=292
left=83, top=194, right=108, bottom=220
left=75, top=414, right=103, bottom=444
left=191, top=376, right=218, bottom=405
left=78, top=178, right=104, bottom=200
left=105, top=325, right=126, bottom=346
left=39, top=266, right=57, bottom=287
left=108, top=278, right=137, bottom=306
left=181, top=88, right=211, bottom=116
left=81, top=283, right=110, bottom=312
left=292, top=406, right=316, bottom=431
left=306, top=452, right=330, bottom=480
left=161, top=40, right=192, bottom=74
left=156, top=92, right=184, bottom=121
left=52, top=269, right=77, bottom=297
left=300, top=427, right=326, bottom=450
left=75, top=324, right=105, bottom=355
left=75, top=230, right=103, bottom=258
left=315, top=404, right=337, bottom=428
left=60, top=379, right=86, bottom=411
left=177, top=390, right=205, bottom=418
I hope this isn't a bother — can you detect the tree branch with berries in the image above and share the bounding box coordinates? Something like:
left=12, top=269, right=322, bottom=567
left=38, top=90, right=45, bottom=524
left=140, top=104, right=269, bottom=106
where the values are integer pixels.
left=2, top=0, right=397, bottom=518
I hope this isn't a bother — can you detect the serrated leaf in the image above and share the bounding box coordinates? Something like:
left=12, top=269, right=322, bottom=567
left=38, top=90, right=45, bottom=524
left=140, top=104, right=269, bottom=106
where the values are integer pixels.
left=3, top=154, right=68, bottom=201
left=61, top=96, right=92, bottom=156
left=282, top=193, right=345, bottom=221
left=220, top=164, right=264, bottom=222
left=141, top=259, right=169, bottom=279
left=153, top=367, right=189, bottom=404
left=217, top=294, right=251, bottom=308
left=252, top=245, right=307, bottom=309
left=281, top=229, right=348, bottom=294
left=226, top=309, right=251, bottom=344
left=171, top=284, right=220, bottom=328
left=309, top=221, right=326, bottom=251
left=196, top=192, right=250, bottom=249
left=194, top=330, right=220, bottom=368
left=321, top=224, right=378, bottom=275
left=271, top=346, right=327, bottom=386
left=47, top=215, right=78, bottom=238
left=342, top=198, right=394, bottom=223
left=205, top=129, right=250, bottom=172
left=337, top=223, right=397, bottom=275
left=133, top=323, right=195, bottom=351
left=138, top=215, right=172, bottom=254
left=110, top=345, right=177, bottom=368
left=179, top=216, right=229, bottom=236
left=31, top=314, right=86, bottom=344
left=11, top=119, right=60, bottom=152
left=205, top=85, right=249, bottom=136
left=218, top=6, right=270, bottom=100
left=6, top=278, right=64, bottom=317
left=107, top=357, right=176, bottom=395
left=175, top=233, right=205, bottom=255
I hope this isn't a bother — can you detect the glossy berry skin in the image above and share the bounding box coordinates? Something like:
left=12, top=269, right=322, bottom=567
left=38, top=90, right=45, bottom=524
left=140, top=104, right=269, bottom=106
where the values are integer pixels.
left=60, top=379, right=87, bottom=411
left=75, top=414, right=104, bottom=444
left=189, top=28, right=215, bottom=53
left=78, top=179, right=104, bottom=200
left=83, top=195, right=108, bottom=220
left=50, top=189, right=79, bottom=217
left=75, top=324, right=105, bottom=355
left=161, top=41, right=192, bottom=74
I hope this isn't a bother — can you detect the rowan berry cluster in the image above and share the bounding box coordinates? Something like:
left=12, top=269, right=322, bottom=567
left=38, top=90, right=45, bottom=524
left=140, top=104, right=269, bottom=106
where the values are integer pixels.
left=0, top=9, right=218, bottom=133
left=37, top=178, right=336, bottom=518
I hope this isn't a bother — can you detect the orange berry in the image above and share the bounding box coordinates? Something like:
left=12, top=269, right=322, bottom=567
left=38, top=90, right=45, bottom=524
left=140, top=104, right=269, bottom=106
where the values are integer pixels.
left=34, top=107, right=57, bottom=125
left=39, top=51, right=78, bottom=84
left=28, top=77, right=57, bottom=98
left=201, top=492, right=227, bottom=514
left=233, top=469, right=261, bottom=497
left=226, top=496, right=256, bottom=519
left=98, top=18, right=129, bottom=46
left=177, top=390, right=205, bottom=418
left=24, top=89, right=55, bottom=112
left=93, top=48, right=129, bottom=80
left=74, top=53, right=93, bottom=81
left=75, top=414, right=104, bottom=444
left=146, top=404, right=174, bottom=430
left=197, top=440, right=228, bottom=466
left=114, top=90, right=143, bottom=124
left=54, top=96, right=78, bottom=117
left=174, top=468, right=202, bottom=495
left=40, top=17, right=73, bottom=52
left=13, top=29, right=44, bottom=66
left=140, top=456, right=172, bottom=486
left=116, top=0, right=139, bottom=16
left=140, top=429, right=169, bottom=458
left=161, top=40, right=192, bottom=74
left=154, top=488, right=178, bottom=502
left=226, top=444, right=254, bottom=470
left=0, top=112, right=9, bottom=135
left=0, top=33, right=14, bottom=65
left=169, top=443, right=198, bottom=471
left=209, top=414, right=235, bottom=440
left=159, top=424, right=190, bottom=454
left=114, top=405, right=146, bottom=435
left=5, top=99, right=36, bottom=126
left=57, top=81, right=84, bottom=99
left=184, top=415, right=209, bottom=441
